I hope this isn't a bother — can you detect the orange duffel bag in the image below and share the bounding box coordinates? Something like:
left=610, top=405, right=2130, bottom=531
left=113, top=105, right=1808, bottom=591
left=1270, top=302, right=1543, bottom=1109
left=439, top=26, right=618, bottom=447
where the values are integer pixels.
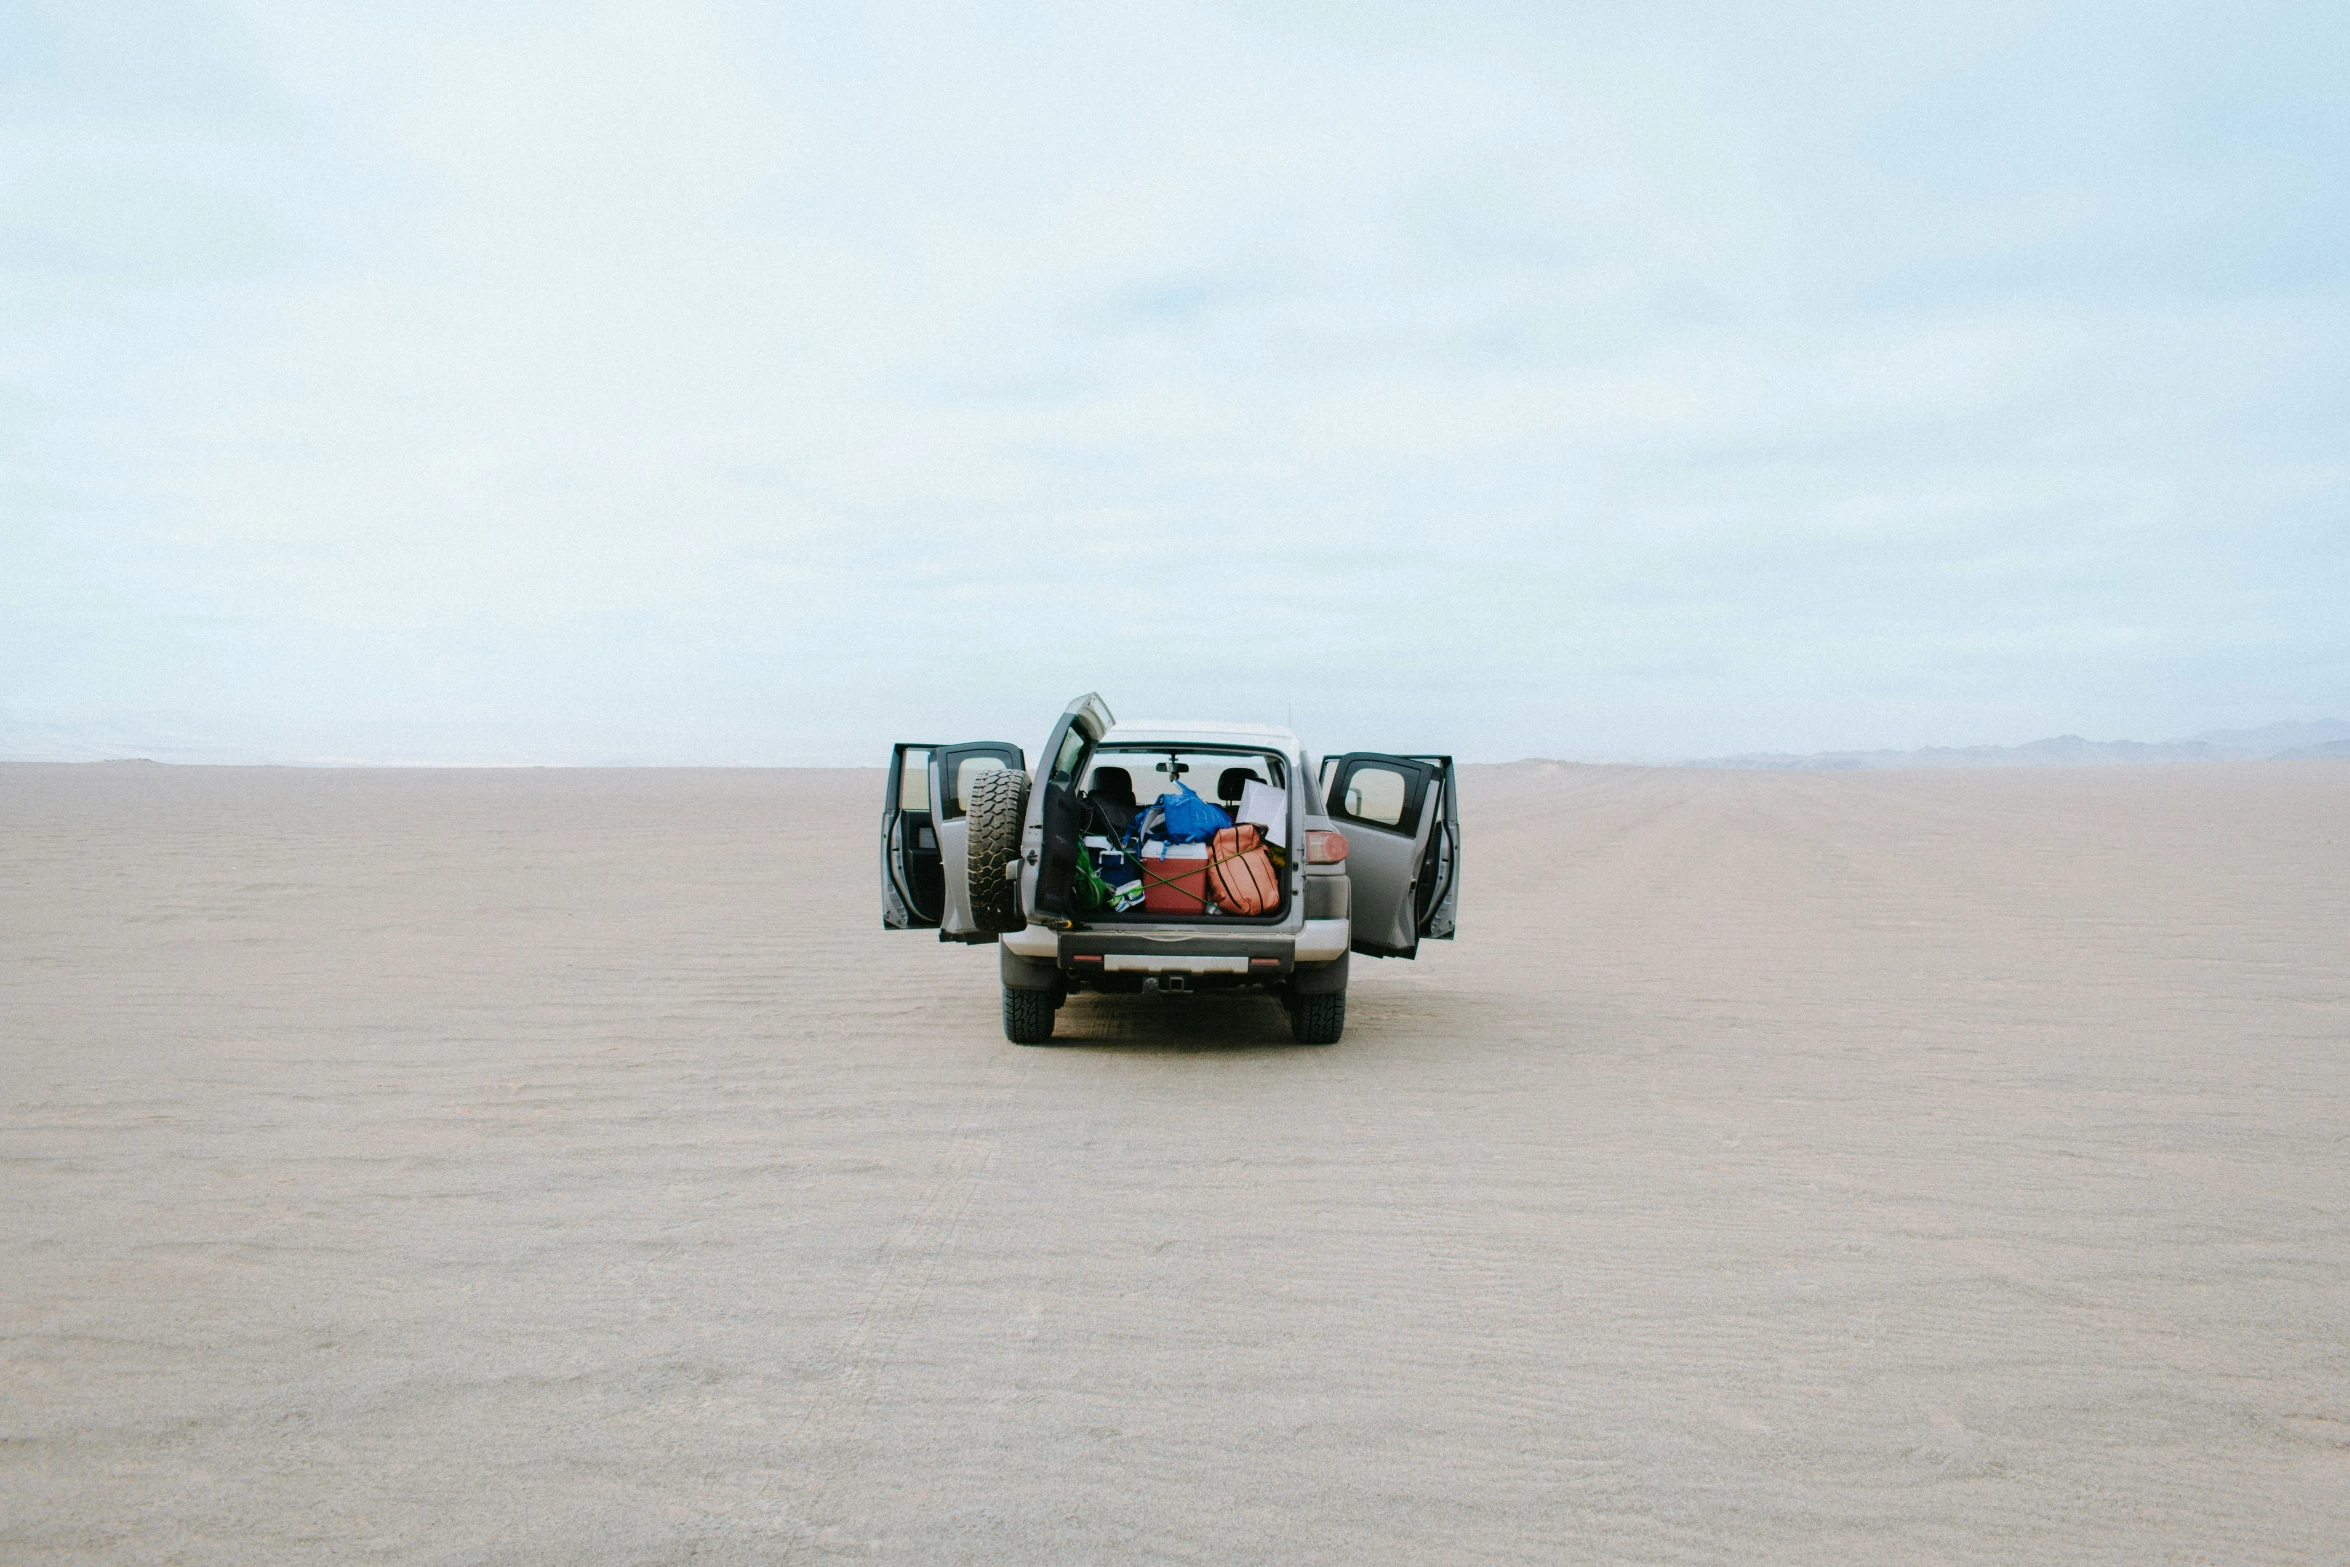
left=1207, top=824, right=1280, bottom=916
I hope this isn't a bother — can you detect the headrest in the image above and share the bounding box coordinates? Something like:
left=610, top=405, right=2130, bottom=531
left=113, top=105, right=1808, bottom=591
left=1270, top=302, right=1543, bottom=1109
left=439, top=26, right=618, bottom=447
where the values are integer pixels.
left=1092, top=766, right=1135, bottom=802
left=1216, top=767, right=1256, bottom=802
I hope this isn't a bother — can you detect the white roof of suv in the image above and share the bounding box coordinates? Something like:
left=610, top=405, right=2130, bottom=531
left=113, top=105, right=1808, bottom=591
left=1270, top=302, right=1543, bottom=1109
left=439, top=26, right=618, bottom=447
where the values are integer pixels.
left=1102, top=720, right=1304, bottom=753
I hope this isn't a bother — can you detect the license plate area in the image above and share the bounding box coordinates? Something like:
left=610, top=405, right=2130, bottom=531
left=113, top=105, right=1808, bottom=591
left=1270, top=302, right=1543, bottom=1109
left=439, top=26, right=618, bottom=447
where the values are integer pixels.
left=1100, top=955, right=1251, bottom=974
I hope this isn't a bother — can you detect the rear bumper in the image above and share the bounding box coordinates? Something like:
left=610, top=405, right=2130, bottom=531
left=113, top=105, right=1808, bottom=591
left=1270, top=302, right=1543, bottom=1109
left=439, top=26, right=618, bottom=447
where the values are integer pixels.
left=1001, top=918, right=1349, bottom=973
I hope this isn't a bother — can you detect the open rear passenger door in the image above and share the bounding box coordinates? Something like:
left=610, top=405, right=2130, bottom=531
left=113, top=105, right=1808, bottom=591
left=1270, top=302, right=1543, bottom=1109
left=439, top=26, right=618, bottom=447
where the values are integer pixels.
left=929, top=741, right=1026, bottom=942
left=880, top=742, right=943, bottom=929
left=1410, top=753, right=1459, bottom=942
left=1322, top=752, right=1459, bottom=958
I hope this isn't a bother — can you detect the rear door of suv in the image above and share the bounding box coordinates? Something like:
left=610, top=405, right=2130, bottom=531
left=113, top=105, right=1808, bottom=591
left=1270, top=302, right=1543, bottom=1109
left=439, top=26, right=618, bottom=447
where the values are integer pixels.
left=881, top=743, right=942, bottom=929
left=1408, top=753, right=1460, bottom=941
left=1320, top=752, right=1459, bottom=958
left=1024, top=692, right=1117, bottom=923
left=929, top=742, right=1026, bottom=940
left=880, top=740, right=1022, bottom=932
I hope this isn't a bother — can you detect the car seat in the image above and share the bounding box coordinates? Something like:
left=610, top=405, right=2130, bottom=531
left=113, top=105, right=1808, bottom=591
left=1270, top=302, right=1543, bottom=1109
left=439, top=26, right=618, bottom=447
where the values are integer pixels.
left=1089, top=766, right=1138, bottom=835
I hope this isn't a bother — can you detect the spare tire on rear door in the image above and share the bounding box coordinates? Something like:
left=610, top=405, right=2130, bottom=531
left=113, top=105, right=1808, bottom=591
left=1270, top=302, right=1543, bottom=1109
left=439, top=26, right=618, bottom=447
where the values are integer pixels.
left=965, top=766, right=1031, bottom=933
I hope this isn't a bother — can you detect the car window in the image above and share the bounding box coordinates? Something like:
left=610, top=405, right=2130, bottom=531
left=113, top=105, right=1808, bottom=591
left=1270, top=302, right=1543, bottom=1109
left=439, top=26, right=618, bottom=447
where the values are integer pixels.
left=1048, top=725, right=1089, bottom=786
left=1090, top=750, right=1283, bottom=805
left=898, top=748, right=931, bottom=812
left=1339, top=764, right=1408, bottom=827
left=954, top=755, right=1006, bottom=811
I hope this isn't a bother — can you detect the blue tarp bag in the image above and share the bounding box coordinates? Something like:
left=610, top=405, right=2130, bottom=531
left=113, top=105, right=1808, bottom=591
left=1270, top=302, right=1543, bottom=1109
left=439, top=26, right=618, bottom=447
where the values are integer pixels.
left=1157, top=780, right=1232, bottom=845
left=1122, top=801, right=1165, bottom=857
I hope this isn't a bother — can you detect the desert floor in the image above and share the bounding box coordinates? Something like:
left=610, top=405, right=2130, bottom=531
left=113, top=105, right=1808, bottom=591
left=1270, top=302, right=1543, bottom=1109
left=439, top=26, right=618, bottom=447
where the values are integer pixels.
left=4, top=760, right=2346, bottom=1564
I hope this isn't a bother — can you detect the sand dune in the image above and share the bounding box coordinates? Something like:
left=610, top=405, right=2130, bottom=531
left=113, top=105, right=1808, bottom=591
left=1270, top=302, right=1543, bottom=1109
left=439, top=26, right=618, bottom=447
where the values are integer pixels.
left=4, top=760, right=2346, bottom=1563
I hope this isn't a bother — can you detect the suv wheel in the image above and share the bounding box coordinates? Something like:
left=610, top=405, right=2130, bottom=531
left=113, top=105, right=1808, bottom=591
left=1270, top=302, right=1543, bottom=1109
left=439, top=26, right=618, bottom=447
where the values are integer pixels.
left=966, top=767, right=1031, bottom=934
left=1287, top=989, right=1345, bottom=1045
left=1003, top=985, right=1059, bottom=1045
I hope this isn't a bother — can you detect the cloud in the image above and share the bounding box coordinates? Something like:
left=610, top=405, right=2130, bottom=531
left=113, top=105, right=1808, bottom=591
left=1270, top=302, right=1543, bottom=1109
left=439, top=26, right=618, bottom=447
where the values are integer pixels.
left=3, top=0, right=2345, bottom=762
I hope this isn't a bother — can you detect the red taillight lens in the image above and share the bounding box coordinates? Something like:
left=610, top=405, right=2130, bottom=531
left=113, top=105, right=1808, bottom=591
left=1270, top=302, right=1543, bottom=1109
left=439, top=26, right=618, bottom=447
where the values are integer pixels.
left=1305, top=829, right=1348, bottom=864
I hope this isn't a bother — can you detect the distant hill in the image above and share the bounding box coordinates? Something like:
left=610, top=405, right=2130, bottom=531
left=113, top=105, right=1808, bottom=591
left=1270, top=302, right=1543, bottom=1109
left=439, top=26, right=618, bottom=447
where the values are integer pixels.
left=0, top=715, right=252, bottom=765
left=10, top=713, right=2348, bottom=771
left=2185, top=719, right=2350, bottom=752
left=2270, top=738, right=2350, bottom=762
left=1686, top=719, right=2350, bottom=771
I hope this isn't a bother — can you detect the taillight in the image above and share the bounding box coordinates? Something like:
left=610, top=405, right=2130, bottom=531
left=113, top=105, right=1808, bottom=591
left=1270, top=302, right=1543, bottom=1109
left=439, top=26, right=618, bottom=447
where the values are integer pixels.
left=1305, top=829, right=1348, bottom=864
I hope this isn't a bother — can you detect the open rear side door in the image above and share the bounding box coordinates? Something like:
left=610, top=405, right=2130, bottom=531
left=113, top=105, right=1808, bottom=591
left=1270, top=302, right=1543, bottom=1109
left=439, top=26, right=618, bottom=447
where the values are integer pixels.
left=1410, top=753, right=1459, bottom=941
left=1024, top=692, right=1116, bottom=924
left=880, top=742, right=943, bottom=929
left=930, top=741, right=1026, bottom=941
left=1322, top=752, right=1454, bottom=958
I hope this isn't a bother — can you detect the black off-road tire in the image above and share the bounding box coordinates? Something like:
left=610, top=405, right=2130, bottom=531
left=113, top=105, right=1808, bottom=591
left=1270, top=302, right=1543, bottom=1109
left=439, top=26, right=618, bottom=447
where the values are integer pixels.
left=965, top=767, right=1031, bottom=934
left=1287, top=989, right=1346, bottom=1045
left=1003, top=984, right=1059, bottom=1045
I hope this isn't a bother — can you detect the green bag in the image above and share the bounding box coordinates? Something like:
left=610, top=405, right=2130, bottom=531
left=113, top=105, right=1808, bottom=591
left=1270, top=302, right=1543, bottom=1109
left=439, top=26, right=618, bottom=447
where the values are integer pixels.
left=1073, top=845, right=1114, bottom=913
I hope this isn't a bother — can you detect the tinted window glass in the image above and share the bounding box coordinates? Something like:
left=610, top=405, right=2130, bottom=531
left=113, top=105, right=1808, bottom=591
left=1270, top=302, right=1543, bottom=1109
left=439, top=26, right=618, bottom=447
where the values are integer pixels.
left=1089, top=750, right=1283, bottom=805
left=954, top=755, right=1006, bottom=811
left=898, top=749, right=931, bottom=811
left=1341, top=765, right=1407, bottom=827
left=1050, top=727, right=1088, bottom=785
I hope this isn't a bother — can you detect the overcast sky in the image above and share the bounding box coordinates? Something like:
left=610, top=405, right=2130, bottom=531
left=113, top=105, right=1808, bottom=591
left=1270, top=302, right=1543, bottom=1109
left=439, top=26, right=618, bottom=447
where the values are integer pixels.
left=4, top=1, right=2345, bottom=763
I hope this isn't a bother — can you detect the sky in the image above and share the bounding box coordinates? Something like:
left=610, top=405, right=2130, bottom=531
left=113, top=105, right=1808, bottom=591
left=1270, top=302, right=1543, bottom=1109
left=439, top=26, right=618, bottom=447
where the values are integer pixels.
left=4, top=0, right=2346, bottom=764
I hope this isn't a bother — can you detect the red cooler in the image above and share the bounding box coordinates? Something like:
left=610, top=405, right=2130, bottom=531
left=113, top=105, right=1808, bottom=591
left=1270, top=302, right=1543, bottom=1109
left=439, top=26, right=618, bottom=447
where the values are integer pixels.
left=1140, top=842, right=1211, bottom=914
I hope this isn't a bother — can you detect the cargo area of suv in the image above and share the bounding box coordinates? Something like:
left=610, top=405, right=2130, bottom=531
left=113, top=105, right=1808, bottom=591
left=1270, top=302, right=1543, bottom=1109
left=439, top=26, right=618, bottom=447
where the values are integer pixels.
left=1065, top=744, right=1294, bottom=924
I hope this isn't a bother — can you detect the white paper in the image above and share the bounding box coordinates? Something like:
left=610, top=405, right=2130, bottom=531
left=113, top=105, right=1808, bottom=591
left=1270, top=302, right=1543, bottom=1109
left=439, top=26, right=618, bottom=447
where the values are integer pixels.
left=1236, top=780, right=1288, bottom=846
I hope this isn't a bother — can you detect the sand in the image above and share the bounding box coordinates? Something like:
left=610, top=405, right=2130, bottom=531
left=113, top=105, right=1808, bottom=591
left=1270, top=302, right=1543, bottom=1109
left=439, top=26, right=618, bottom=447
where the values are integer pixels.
left=4, top=759, right=2346, bottom=1563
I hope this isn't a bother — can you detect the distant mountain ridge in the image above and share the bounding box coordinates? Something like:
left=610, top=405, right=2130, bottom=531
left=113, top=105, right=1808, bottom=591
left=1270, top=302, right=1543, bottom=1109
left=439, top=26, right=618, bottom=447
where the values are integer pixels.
left=0, top=714, right=257, bottom=765
left=1686, top=719, right=2350, bottom=771
left=8, top=713, right=2349, bottom=770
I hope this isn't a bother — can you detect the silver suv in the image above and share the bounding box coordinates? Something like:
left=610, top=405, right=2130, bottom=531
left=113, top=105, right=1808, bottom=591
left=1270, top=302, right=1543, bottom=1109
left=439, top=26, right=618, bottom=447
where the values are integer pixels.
left=881, top=692, right=1460, bottom=1044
